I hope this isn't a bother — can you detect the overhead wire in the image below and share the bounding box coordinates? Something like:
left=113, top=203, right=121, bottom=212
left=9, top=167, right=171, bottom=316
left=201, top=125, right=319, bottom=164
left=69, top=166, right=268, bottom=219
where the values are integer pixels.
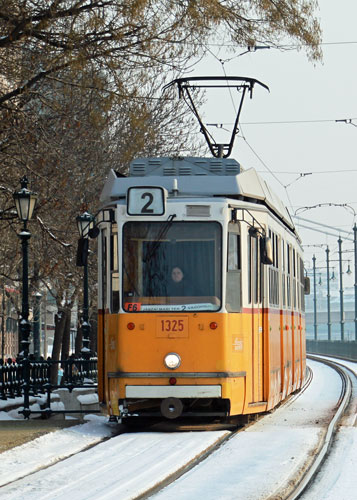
left=210, top=49, right=296, bottom=210
left=207, top=117, right=357, bottom=126
left=185, top=38, right=357, bottom=217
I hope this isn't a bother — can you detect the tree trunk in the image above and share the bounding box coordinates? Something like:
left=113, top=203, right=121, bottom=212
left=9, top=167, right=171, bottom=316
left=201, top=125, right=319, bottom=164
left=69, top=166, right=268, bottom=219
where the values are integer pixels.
left=61, top=307, right=71, bottom=361
left=50, top=308, right=67, bottom=385
left=89, top=312, right=97, bottom=355
left=75, top=313, right=83, bottom=356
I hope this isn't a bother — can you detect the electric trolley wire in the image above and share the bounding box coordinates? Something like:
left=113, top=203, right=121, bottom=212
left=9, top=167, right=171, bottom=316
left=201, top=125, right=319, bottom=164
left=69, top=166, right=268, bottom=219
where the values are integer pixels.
left=207, top=117, right=357, bottom=126
left=177, top=40, right=357, bottom=49
left=189, top=39, right=357, bottom=215
left=260, top=170, right=357, bottom=175
left=203, top=48, right=295, bottom=211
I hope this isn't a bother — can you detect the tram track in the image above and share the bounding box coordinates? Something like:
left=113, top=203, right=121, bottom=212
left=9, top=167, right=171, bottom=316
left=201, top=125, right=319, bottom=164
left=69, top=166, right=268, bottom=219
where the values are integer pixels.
left=0, top=357, right=354, bottom=500
left=270, top=355, right=353, bottom=500
left=146, top=357, right=354, bottom=500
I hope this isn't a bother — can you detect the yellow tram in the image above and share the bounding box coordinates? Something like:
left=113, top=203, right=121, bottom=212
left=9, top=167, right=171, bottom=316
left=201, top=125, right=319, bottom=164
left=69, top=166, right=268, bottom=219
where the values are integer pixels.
left=96, top=156, right=307, bottom=421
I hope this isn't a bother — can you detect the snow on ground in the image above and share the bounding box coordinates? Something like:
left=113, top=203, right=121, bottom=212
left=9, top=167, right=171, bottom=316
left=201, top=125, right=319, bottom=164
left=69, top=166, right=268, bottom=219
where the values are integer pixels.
left=0, top=358, right=355, bottom=500
left=152, top=360, right=343, bottom=500
left=300, top=355, right=357, bottom=500
left=0, top=395, right=38, bottom=411
left=0, top=415, right=114, bottom=487
left=0, top=428, right=228, bottom=499
left=301, top=427, right=357, bottom=500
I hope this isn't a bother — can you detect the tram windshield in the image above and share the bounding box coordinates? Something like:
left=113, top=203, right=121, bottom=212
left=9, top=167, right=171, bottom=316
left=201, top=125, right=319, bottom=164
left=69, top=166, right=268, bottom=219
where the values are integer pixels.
left=123, top=221, right=222, bottom=312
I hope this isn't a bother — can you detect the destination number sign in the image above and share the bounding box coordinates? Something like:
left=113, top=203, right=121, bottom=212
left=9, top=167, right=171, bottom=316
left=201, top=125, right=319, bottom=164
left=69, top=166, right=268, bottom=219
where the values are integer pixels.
left=127, top=186, right=166, bottom=216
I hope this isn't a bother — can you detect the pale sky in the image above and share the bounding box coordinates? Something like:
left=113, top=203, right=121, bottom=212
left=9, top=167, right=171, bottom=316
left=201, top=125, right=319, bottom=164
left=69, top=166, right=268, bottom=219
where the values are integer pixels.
left=184, top=0, right=357, bottom=275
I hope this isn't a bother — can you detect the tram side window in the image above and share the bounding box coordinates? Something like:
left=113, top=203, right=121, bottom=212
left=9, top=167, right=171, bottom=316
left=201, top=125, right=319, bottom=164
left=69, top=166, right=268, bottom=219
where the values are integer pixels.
left=226, top=230, right=241, bottom=312
left=293, top=249, right=297, bottom=309
left=286, top=243, right=291, bottom=308
left=282, top=239, right=286, bottom=307
left=100, top=229, right=107, bottom=310
left=247, top=234, right=251, bottom=303
left=110, top=224, right=119, bottom=313
left=269, top=230, right=279, bottom=306
left=300, top=257, right=305, bottom=311
left=296, top=255, right=300, bottom=310
left=253, top=235, right=259, bottom=304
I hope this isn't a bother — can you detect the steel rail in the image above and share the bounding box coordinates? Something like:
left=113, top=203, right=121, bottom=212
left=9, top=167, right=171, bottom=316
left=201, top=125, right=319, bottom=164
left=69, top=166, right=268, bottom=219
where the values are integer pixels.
left=282, top=354, right=353, bottom=500
left=135, top=367, right=315, bottom=499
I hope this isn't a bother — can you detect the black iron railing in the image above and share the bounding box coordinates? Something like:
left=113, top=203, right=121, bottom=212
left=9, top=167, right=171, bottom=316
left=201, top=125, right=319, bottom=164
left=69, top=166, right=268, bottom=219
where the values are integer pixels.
left=0, top=356, right=98, bottom=418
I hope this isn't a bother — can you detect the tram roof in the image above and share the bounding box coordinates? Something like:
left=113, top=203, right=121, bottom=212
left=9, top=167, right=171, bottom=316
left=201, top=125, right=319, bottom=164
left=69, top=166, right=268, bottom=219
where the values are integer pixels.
left=100, top=157, right=294, bottom=231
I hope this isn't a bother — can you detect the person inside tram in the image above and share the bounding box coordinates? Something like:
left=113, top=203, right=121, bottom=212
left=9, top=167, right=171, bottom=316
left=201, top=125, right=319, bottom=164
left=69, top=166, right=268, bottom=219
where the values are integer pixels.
left=167, top=266, right=194, bottom=296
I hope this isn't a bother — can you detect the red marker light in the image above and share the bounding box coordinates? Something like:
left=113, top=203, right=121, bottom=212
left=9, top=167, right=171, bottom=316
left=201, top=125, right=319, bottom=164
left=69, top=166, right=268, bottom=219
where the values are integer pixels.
left=169, top=377, right=177, bottom=385
left=210, top=322, right=218, bottom=330
left=127, top=322, right=135, bottom=330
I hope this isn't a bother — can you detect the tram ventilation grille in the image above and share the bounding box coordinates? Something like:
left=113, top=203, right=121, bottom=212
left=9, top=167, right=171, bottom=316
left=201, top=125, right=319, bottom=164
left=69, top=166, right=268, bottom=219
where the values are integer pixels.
left=179, top=167, right=191, bottom=175
left=129, top=157, right=241, bottom=177
left=163, top=167, right=176, bottom=175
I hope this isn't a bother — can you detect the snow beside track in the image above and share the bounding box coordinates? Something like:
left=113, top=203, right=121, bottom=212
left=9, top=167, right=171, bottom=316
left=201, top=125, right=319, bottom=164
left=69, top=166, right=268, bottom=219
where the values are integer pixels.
left=0, top=359, right=350, bottom=500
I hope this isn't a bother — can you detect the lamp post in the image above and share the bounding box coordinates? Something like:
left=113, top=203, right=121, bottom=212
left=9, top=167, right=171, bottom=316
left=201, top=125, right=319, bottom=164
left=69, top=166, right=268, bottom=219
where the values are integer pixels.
left=312, top=254, right=317, bottom=340
left=33, top=292, right=42, bottom=360
left=13, top=176, right=37, bottom=419
left=326, top=246, right=332, bottom=341
left=13, top=177, right=37, bottom=358
left=76, top=211, right=94, bottom=357
left=338, top=238, right=345, bottom=341
left=354, top=223, right=357, bottom=341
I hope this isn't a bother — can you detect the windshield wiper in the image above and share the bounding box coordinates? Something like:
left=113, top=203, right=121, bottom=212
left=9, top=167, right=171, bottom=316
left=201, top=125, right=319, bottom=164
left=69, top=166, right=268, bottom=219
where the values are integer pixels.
left=143, top=214, right=176, bottom=263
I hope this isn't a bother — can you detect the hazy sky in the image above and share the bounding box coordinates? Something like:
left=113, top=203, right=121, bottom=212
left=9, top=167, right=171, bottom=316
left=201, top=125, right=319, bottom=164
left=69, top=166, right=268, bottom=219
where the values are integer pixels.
left=184, top=0, right=357, bottom=275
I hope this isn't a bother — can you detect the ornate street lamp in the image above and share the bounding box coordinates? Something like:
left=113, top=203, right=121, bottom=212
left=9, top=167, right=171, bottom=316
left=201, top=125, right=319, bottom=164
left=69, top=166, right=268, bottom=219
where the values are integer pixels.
left=13, top=176, right=37, bottom=358
left=33, top=292, right=42, bottom=360
left=76, top=211, right=95, bottom=357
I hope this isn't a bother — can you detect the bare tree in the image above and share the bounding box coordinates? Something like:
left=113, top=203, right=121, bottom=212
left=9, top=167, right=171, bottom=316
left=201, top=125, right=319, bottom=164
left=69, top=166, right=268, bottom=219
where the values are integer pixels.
left=0, top=0, right=322, bottom=359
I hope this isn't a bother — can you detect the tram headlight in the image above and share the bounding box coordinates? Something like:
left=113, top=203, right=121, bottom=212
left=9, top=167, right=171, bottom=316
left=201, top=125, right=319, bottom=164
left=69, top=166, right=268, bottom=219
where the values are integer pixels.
left=164, top=353, right=181, bottom=370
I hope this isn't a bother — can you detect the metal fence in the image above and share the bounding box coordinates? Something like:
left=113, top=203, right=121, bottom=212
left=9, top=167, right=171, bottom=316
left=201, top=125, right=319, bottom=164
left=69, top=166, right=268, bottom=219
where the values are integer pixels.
left=0, top=356, right=98, bottom=418
left=306, top=340, right=357, bottom=361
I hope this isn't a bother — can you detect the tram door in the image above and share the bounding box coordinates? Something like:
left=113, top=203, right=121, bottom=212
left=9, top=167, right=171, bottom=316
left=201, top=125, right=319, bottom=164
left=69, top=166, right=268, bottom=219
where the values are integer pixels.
left=248, top=231, right=264, bottom=403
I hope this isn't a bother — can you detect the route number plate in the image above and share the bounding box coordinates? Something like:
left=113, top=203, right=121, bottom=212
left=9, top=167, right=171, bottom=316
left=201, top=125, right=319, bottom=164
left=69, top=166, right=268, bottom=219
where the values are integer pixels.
left=127, top=187, right=166, bottom=216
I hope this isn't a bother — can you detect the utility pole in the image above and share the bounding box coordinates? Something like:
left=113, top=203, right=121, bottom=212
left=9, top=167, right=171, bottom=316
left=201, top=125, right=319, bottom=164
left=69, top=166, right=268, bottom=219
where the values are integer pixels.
left=354, top=224, right=357, bottom=341
left=326, top=246, right=331, bottom=341
left=313, top=255, right=317, bottom=341
left=338, top=238, right=345, bottom=341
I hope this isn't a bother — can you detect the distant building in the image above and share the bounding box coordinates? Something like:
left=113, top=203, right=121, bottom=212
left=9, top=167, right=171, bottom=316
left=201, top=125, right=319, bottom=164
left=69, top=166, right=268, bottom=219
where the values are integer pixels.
left=0, top=286, right=78, bottom=359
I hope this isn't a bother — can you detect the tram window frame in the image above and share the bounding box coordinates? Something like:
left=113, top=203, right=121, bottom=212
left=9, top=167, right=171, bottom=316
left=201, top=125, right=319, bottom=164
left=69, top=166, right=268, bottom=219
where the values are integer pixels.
left=300, top=256, right=305, bottom=312
left=110, top=223, right=120, bottom=313
left=247, top=230, right=260, bottom=306
left=268, top=229, right=279, bottom=307
left=292, top=249, right=297, bottom=309
left=252, top=235, right=257, bottom=305
left=226, top=224, right=242, bottom=312
left=227, top=231, right=241, bottom=271
left=248, top=234, right=252, bottom=304
left=122, top=221, right=222, bottom=312
left=286, top=243, right=291, bottom=309
left=100, top=228, right=108, bottom=311
left=282, top=239, right=286, bottom=308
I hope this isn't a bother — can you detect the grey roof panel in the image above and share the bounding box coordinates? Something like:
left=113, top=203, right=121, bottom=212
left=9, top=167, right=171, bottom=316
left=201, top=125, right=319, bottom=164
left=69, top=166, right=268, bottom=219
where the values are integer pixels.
left=100, top=157, right=294, bottom=230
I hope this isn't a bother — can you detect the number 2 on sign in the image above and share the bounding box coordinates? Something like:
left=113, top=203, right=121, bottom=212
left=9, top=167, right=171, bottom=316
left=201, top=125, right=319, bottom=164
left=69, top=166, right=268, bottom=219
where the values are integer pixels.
left=160, top=319, right=184, bottom=332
